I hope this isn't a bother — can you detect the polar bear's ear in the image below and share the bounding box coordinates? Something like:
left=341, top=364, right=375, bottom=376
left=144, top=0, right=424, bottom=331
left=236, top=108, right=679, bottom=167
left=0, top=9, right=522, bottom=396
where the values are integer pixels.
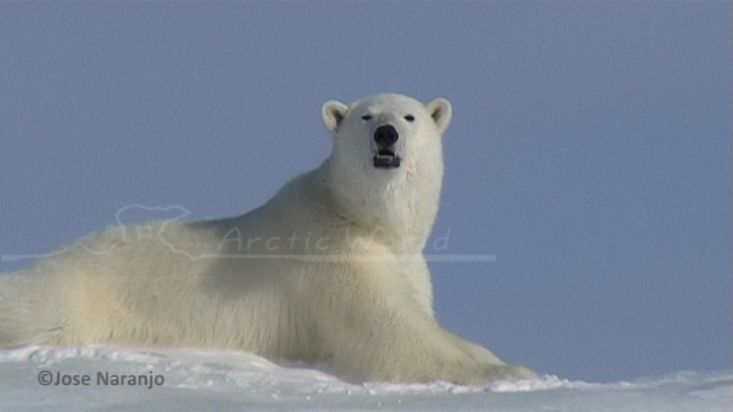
left=426, top=98, right=452, bottom=134
left=322, top=100, right=349, bottom=134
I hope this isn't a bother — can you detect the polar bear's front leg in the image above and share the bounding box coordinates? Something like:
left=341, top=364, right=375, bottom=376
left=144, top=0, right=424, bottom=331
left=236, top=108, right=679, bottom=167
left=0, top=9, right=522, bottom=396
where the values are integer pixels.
left=308, top=269, right=527, bottom=384
left=445, top=331, right=504, bottom=365
left=445, top=331, right=537, bottom=380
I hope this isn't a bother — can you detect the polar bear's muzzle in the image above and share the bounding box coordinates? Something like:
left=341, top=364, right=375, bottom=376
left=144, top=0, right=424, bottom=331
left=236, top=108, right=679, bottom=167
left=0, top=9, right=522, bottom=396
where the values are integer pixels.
left=372, top=125, right=401, bottom=169
left=374, top=148, right=400, bottom=169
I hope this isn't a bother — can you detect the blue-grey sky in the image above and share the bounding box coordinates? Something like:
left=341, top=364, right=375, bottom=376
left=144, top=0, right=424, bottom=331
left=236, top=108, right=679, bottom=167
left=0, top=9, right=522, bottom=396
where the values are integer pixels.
left=0, top=3, right=729, bottom=382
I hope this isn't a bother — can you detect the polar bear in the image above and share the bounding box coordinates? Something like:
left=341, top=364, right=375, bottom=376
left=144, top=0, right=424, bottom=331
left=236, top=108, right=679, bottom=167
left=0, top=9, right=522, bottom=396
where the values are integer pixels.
left=0, top=93, right=534, bottom=384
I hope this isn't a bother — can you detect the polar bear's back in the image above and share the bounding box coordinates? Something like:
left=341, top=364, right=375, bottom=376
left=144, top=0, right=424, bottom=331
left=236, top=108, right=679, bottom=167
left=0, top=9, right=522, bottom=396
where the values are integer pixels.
left=0, top=221, right=205, bottom=345
left=0, top=214, right=328, bottom=359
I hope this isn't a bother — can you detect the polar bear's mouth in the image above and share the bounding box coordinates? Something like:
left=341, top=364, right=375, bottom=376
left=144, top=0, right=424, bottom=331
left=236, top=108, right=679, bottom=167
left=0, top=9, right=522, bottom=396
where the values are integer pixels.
left=373, top=149, right=401, bottom=169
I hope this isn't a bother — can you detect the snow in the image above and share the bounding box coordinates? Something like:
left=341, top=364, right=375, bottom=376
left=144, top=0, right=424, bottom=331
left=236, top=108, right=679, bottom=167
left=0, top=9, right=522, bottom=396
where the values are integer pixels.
left=0, top=345, right=729, bottom=411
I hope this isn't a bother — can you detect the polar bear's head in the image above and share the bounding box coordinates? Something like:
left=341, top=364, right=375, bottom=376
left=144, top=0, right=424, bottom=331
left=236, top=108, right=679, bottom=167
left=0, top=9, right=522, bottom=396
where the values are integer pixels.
left=322, top=93, right=451, bottom=173
left=320, top=94, right=452, bottom=247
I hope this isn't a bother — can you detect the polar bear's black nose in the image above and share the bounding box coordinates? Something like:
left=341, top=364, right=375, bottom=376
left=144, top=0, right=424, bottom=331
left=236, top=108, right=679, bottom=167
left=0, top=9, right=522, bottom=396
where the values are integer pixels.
left=373, top=125, right=399, bottom=146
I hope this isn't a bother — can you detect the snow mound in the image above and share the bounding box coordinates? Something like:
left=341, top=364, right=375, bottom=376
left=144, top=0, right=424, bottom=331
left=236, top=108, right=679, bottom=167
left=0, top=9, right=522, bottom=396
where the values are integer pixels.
left=0, top=345, right=729, bottom=411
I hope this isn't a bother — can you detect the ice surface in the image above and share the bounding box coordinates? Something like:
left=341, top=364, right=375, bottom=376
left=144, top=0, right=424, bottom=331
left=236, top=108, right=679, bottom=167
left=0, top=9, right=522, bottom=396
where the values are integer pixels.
left=0, top=345, right=729, bottom=411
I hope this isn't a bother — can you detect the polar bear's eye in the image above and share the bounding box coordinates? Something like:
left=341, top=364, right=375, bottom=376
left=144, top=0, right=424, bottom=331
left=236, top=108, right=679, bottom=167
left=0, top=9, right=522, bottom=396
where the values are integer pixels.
left=361, top=115, right=373, bottom=121
left=404, top=115, right=415, bottom=122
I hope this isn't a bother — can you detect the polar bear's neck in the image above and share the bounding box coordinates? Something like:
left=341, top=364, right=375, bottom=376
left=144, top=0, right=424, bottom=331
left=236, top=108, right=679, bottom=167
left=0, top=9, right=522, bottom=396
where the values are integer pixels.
left=320, top=157, right=443, bottom=253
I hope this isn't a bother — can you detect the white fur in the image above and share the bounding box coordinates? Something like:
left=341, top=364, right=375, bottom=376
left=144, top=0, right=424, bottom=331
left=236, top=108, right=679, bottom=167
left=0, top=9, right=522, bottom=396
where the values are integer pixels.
left=0, top=94, right=533, bottom=384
